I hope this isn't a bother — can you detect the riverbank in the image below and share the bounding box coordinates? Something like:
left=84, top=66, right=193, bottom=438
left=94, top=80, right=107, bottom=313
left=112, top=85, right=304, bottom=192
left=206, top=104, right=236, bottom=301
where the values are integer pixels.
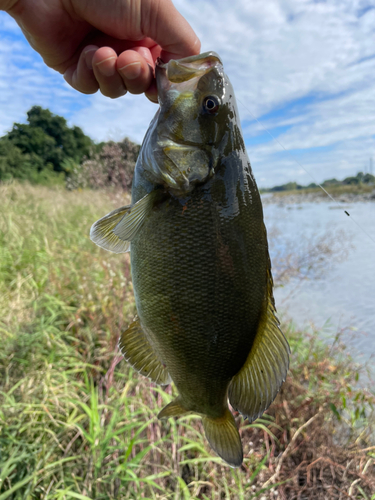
left=262, top=186, right=375, bottom=205
left=1, top=183, right=374, bottom=499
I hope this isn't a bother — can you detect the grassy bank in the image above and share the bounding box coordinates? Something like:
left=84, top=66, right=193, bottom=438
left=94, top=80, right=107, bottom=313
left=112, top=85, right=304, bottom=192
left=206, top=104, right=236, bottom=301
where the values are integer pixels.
left=1, top=182, right=374, bottom=499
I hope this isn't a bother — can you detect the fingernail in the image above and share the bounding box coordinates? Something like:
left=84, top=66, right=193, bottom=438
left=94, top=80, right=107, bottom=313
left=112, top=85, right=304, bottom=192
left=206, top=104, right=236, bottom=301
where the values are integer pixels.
left=95, top=57, right=116, bottom=77
left=119, top=62, right=142, bottom=80
left=85, top=48, right=97, bottom=70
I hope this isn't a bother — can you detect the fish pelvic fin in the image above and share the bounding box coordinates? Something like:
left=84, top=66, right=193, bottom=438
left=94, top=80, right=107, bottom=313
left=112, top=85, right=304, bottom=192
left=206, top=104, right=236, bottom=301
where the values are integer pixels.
left=202, top=409, right=243, bottom=468
left=228, top=268, right=290, bottom=423
left=119, top=318, right=171, bottom=386
left=158, top=396, right=191, bottom=419
left=90, top=191, right=159, bottom=253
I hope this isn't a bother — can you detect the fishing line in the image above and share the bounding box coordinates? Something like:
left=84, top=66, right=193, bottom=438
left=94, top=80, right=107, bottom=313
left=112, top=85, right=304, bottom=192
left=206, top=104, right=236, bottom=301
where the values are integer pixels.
left=237, top=98, right=375, bottom=246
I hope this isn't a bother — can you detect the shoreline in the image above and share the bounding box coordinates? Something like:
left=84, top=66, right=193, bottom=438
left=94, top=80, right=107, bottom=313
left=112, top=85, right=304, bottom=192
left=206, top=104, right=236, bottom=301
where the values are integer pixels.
left=1, top=182, right=374, bottom=499
left=261, top=189, right=375, bottom=205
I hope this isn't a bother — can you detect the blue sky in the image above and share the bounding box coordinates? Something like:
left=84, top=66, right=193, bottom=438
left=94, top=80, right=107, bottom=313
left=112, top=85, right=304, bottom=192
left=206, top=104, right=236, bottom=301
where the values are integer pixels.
left=1, top=0, right=375, bottom=188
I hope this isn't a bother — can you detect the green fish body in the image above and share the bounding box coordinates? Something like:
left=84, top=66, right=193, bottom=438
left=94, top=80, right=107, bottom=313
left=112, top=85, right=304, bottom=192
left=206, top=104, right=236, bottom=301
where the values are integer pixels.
left=91, top=52, right=289, bottom=467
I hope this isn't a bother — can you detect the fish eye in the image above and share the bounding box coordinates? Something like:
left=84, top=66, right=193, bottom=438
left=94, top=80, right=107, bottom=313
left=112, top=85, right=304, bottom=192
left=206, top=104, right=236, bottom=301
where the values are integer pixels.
left=203, top=95, right=220, bottom=115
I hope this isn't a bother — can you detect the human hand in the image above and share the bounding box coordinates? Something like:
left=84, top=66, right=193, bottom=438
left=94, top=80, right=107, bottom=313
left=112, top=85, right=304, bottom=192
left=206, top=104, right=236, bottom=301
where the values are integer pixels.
left=2, top=0, right=200, bottom=102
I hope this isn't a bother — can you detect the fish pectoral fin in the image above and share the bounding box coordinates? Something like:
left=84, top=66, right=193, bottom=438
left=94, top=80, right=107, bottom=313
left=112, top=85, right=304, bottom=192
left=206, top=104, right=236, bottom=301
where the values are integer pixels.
left=113, top=191, right=158, bottom=241
left=202, top=409, right=243, bottom=468
left=119, top=318, right=171, bottom=386
left=228, top=270, right=290, bottom=423
left=90, top=205, right=132, bottom=253
left=90, top=191, right=159, bottom=253
left=158, top=396, right=191, bottom=419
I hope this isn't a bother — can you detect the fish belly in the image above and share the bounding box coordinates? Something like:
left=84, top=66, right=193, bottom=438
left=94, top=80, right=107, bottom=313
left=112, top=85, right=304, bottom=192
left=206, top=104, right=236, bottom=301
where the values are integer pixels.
left=130, top=181, right=268, bottom=415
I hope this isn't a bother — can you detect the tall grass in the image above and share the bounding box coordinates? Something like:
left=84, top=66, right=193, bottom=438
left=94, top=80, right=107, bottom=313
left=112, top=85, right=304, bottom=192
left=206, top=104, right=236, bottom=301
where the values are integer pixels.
left=1, top=182, right=374, bottom=499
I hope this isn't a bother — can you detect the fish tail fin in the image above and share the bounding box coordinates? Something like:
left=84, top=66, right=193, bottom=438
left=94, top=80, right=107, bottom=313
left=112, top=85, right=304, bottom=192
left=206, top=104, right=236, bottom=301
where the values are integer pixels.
left=202, top=409, right=243, bottom=468
left=158, top=396, right=191, bottom=419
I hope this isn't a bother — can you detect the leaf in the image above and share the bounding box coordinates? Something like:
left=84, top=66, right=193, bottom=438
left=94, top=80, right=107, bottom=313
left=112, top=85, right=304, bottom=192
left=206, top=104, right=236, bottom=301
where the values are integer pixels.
left=329, top=403, right=341, bottom=420
left=248, top=452, right=269, bottom=485
left=0, top=475, right=34, bottom=500
left=55, top=491, right=93, bottom=500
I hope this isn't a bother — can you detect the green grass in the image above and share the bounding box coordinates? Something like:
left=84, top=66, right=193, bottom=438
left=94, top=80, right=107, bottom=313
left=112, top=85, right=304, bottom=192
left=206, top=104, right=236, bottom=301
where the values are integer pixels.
left=1, top=182, right=374, bottom=499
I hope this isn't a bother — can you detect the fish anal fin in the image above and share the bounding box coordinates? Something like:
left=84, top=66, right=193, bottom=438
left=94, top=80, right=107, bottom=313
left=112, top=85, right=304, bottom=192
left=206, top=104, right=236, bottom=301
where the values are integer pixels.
left=119, top=318, right=171, bottom=386
left=202, top=409, right=243, bottom=468
left=158, top=396, right=190, bottom=419
left=228, top=269, right=290, bottom=422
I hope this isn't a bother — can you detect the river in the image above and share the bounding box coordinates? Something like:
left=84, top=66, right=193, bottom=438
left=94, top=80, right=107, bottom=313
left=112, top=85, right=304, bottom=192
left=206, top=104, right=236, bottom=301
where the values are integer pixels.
left=262, top=198, right=375, bottom=366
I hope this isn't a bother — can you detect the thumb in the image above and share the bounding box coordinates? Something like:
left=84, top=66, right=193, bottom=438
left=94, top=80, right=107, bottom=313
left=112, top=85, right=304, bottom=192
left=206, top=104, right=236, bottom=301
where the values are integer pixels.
left=140, top=0, right=201, bottom=62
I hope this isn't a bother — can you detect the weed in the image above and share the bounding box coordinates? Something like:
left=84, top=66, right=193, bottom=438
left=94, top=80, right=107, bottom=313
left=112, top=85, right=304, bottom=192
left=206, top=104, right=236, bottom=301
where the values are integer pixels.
left=0, top=183, right=374, bottom=499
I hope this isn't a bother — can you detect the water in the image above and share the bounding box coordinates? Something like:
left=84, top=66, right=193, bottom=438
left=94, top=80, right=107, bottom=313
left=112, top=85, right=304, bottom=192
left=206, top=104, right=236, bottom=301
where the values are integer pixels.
left=262, top=199, right=375, bottom=365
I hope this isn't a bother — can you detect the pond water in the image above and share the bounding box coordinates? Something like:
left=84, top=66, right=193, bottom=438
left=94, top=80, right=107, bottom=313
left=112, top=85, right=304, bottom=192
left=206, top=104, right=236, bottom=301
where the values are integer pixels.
left=262, top=199, right=375, bottom=366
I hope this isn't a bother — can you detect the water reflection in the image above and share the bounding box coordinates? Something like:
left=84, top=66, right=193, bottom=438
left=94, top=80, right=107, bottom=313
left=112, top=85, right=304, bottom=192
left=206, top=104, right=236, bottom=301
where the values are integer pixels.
left=263, top=200, right=375, bottom=364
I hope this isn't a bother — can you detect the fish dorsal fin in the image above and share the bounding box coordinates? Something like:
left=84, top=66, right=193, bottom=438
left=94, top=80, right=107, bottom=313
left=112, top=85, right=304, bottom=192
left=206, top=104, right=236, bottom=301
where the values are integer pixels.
left=228, top=269, right=290, bottom=422
left=119, top=318, right=171, bottom=386
left=90, top=191, right=158, bottom=253
left=202, top=409, right=243, bottom=468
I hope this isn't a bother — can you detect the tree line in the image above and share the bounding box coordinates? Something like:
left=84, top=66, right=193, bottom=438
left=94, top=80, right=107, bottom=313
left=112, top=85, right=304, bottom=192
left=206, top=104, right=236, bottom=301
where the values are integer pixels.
left=0, top=106, right=139, bottom=189
left=264, top=171, right=375, bottom=193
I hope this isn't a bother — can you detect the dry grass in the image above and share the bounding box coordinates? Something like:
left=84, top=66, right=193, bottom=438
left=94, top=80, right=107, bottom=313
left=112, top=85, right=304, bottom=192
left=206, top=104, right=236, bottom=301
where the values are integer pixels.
left=0, top=182, right=374, bottom=499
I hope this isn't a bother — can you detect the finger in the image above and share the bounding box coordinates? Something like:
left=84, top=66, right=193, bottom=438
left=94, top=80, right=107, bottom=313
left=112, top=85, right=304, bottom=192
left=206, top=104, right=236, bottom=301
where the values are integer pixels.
left=64, top=45, right=100, bottom=94
left=149, top=44, right=162, bottom=64
left=117, top=48, right=153, bottom=95
left=145, top=80, right=158, bottom=104
left=141, top=0, right=201, bottom=62
left=60, top=36, right=157, bottom=76
left=92, top=47, right=127, bottom=99
left=146, top=45, right=161, bottom=102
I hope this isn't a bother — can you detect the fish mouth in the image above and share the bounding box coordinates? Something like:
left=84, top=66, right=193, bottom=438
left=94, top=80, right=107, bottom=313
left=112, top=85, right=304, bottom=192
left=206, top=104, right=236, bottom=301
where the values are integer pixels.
left=156, top=52, right=223, bottom=96
left=157, top=51, right=223, bottom=83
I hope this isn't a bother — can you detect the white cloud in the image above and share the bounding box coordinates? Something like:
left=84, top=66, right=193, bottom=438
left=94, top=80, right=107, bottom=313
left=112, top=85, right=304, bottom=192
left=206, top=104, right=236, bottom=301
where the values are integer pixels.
left=1, top=2, right=375, bottom=186
left=0, top=20, right=84, bottom=134
left=69, top=91, right=157, bottom=144
left=172, top=0, right=375, bottom=186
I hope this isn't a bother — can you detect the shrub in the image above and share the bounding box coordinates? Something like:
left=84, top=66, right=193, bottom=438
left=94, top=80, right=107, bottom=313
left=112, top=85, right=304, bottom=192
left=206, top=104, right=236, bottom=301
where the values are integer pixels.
left=66, top=138, right=140, bottom=191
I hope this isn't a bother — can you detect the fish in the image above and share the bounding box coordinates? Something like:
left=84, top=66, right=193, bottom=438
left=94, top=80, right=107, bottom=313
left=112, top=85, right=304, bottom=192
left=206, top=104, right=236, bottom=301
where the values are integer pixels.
left=90, top=51, right=290, bottom=468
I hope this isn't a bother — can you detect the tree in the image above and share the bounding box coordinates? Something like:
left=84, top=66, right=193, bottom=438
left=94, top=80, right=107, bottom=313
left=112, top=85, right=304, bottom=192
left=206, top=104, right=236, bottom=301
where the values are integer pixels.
left=25, top=107, right=93, bottom=167
left=0, top=139, right=38, bottom=181
left=6, top=122, right=59, bottom=169
left=0, top=106, right=93, bottom=181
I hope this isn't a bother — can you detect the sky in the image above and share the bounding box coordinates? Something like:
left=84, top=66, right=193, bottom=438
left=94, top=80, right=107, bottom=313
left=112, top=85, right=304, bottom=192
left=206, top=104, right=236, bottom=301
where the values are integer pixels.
left=0, top=0, right=375, bottom=188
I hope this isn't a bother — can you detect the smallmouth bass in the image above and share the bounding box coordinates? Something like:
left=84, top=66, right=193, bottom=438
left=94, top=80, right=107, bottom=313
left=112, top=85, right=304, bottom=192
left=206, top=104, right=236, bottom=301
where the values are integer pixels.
left=90, top=52, right=290, bottom=467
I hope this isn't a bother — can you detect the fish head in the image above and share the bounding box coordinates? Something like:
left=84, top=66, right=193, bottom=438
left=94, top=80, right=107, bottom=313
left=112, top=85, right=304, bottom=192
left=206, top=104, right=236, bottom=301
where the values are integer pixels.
left=141, top=52, right=238, bottom=196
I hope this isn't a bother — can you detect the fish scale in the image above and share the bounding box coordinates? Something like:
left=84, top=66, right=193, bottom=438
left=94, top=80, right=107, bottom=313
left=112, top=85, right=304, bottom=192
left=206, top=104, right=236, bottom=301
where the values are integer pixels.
left=130, top=168, right=267, bottom=410
left=90, top=51, right=290, bottom=467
